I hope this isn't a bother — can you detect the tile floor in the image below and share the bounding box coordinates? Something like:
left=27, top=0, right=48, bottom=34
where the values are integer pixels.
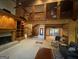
left=0, top=37, right=63, bottom=59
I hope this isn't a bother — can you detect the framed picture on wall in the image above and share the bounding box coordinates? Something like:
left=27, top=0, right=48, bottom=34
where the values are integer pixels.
left=40, top=28, right=43, bottom=35
left=34, top=4, right=44, bottom=12
left=46, top=2, right=57, bottom=19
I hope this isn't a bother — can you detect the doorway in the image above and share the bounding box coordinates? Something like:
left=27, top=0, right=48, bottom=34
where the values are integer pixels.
left=46, top=28, right=61, bottom=40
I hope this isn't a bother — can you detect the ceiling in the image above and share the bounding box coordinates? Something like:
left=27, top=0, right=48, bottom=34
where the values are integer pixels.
left=15, top=0, right=77, bottom=7
left=16, top=0, right=35, bottom=7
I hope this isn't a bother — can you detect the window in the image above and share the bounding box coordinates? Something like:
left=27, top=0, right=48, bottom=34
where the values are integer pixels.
left=49, top=28, right=59, bottom=36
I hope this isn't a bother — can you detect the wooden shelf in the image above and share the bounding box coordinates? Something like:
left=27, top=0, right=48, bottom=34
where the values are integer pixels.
left=16, top=20, right=24, bottom=38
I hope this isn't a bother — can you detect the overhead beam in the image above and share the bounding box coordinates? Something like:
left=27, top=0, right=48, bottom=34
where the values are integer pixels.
left=25, top=19, right=71, bottom=24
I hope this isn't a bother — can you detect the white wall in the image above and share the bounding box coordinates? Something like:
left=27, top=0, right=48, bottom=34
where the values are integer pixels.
left=0, top=0, right=16, bottom=15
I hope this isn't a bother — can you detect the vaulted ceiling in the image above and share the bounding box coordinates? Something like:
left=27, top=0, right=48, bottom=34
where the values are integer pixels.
left=14, top=0, right=77, bottom=20
left=15, top=0, right=77, bottom=7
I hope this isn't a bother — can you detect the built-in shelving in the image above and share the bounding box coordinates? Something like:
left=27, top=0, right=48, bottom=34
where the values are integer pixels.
left=16, top=20, right=24, bottom=38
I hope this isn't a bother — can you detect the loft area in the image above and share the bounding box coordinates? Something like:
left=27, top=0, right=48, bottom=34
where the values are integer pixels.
left=14, top=0, right=78, bottom=20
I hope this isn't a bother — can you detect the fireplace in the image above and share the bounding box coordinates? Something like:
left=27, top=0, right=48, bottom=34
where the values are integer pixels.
left=0, top=32, right=12, bottom=45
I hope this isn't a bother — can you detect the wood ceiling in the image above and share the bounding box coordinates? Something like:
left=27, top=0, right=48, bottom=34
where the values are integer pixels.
left=16, top=0, right=77, bottom=7
left=15, top=0, right=77, bottom=20
left=16, top=0, right=35, bottom=7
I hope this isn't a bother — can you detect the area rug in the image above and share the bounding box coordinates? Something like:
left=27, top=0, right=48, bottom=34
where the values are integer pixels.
left=35, top=48, right=53, bottom=59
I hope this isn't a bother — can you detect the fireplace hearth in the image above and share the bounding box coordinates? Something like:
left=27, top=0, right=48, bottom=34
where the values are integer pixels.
left=0, top=32, right=12, bottom=45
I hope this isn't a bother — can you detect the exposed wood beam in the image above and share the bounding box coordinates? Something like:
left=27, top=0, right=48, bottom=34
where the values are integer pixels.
left=25, top=19, right=71, bottom=24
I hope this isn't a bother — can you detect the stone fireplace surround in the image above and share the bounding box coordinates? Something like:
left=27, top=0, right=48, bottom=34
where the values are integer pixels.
left=0, top=32, right=12, bottom=45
